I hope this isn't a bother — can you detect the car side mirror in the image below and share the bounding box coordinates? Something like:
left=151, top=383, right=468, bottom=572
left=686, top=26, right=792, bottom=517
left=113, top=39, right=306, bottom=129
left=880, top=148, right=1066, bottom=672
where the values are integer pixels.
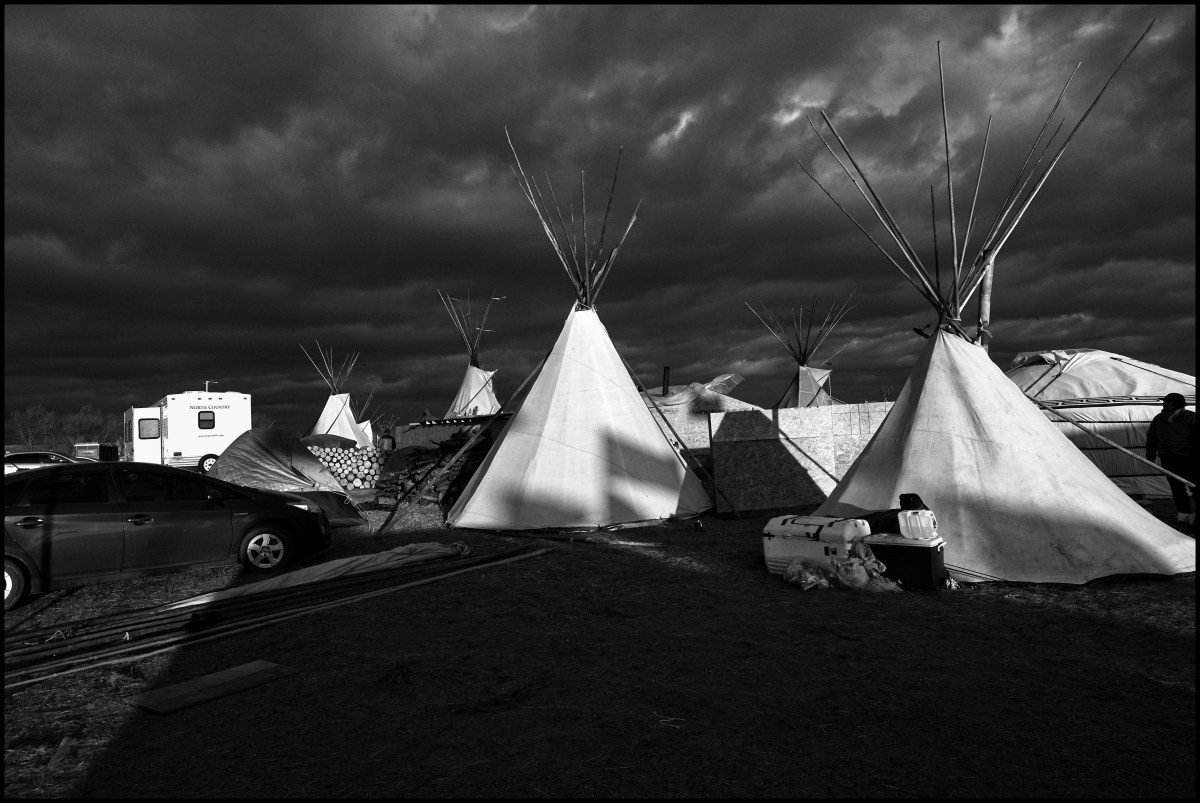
left=206, top=489, right=224, bottom=504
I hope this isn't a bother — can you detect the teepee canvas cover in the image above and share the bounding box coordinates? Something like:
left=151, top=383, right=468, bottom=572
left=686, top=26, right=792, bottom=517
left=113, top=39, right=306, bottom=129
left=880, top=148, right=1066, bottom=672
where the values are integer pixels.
left=800, top=23, right=1193, bottom=583
left=447, top=305, right=712, bottom=530
left=312, top=393, right=372, bottom=448
left=815, top=332, right=1195, bottom=583
left=446, top=130, right=712, bottom=531
left=446, top=366, right=500, bottom=418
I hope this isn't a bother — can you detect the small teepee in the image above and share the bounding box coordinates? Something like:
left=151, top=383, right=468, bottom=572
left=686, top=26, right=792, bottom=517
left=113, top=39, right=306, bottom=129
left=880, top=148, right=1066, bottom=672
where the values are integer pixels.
left=446, top=130, right=712, bottom=531
left=439, top=289, right=503, bottom=418
left=797, top=23, right=1194, bottom=583
left=747, top=294, right=857, bottom=408
left=301, top=342, right=373, bottom=449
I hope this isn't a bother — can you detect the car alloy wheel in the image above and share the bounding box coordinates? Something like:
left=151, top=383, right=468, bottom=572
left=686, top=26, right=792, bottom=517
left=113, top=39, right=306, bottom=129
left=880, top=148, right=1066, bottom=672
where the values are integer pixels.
left=239, top=526, right=293, bottom=572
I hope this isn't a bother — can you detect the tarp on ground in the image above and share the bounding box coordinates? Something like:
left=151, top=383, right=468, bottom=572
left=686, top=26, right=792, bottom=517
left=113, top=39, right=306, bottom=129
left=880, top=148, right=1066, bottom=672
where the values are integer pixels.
left=815, top=330, right=1196, bottom=584
left=210, top=427, right=365, bottom=527
left=161, top=542, right=470, bottom=609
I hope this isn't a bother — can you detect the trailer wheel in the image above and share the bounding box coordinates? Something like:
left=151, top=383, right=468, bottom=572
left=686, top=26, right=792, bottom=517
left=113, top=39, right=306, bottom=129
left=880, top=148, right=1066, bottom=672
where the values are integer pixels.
left=198, top=454, right=219, bottom=474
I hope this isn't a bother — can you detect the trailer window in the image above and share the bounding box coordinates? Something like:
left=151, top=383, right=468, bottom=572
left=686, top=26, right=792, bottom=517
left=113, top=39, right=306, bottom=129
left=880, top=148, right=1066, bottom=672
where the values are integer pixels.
left=198, top=411, right=215, bottom=430
left=138, top=418, right=160, bottom=439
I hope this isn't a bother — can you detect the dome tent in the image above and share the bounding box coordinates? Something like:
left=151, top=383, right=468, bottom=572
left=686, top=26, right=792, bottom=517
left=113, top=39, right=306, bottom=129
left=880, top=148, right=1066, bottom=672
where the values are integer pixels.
left=210, top=427, right=364, bottom=528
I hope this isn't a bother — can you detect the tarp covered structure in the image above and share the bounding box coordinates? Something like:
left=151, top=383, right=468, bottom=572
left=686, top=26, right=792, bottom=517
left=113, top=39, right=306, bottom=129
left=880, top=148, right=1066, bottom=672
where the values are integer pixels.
left=210, top=427, right=364, bottom=527
left=1005, top=348, right=1196, bottom=497
left=815, top=332, right=1195, bottom=583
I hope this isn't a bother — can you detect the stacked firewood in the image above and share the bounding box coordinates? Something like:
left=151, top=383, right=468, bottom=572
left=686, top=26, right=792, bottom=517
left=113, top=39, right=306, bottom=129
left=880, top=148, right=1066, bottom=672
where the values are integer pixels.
left=375, top=430, right=493, bottom=506
left=308, top=445, right=391, bottom=490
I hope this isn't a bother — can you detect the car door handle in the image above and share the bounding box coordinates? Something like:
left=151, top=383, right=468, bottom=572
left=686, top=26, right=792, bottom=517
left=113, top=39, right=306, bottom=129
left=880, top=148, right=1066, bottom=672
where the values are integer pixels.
left=126, top=514, right=154, bottom=525
left=15, top=517, right=45, bottom=528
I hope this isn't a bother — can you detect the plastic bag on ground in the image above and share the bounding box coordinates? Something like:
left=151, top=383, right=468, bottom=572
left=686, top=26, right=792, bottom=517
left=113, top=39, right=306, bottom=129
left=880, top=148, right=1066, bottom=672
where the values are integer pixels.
left=783, top=559, right=834, bottom=591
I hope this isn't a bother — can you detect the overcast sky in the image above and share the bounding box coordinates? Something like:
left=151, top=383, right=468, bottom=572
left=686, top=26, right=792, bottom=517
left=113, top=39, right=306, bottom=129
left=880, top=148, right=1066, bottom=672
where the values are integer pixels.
left=5, top=5, right=1195, bottom=437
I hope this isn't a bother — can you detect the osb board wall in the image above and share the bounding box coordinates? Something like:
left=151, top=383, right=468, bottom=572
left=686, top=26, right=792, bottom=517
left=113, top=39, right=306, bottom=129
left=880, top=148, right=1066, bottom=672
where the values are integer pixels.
left=709, top=402, right=894, bottom=513
left=645, top=393, right=762, bottom=452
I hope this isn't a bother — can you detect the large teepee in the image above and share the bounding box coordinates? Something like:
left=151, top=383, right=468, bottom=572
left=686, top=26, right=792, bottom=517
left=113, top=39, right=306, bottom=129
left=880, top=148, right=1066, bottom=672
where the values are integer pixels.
left=798, top=23, right=1194, bottom=583
left=446, top=131, right=712, bottom=531
left=301, top=342, right=373, bottom=449
left=439, top=289, right=503, bottom=418
left=747, top=294, right=856, bottom=408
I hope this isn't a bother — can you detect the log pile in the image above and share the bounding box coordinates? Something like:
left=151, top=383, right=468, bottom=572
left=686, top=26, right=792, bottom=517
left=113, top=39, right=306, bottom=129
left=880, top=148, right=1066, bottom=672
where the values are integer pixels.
left=376, top=430, right=494, bottom=506
left=308, top=446, right=391, bottom=490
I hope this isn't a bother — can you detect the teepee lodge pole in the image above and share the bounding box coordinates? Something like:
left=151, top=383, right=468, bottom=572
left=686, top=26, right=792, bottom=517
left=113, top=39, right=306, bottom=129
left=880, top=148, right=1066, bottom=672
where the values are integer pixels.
left=505, top=127, right=640, bottom=309
left=976, top=260, right=994, bottom=350
left=798, top=20, right=1154, bottom=346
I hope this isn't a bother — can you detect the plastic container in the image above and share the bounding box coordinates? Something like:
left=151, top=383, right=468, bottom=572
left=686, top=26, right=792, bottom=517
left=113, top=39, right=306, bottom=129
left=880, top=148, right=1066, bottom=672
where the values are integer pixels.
left=762, top=514, right=871, bottom=543
left=896, top=510, right=938, bottom=540
left=862, top=534, right=947, bottom=590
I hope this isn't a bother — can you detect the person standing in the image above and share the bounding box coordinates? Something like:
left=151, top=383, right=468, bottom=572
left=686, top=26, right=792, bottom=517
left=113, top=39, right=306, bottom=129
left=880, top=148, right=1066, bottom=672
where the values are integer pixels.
left=1145, top=392, right=1196, bottom=531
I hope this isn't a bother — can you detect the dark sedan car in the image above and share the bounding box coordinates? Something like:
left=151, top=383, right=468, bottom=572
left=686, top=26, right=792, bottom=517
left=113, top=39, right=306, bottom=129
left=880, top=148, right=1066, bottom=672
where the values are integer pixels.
left=4, top=462, right=333, bottom=611
left=4, top=451, right=82, bottom=475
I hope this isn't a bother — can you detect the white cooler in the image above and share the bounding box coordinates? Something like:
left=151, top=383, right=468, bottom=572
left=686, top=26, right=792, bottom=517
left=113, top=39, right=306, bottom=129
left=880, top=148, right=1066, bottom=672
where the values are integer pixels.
left=762, top=515, right=871, bottom=575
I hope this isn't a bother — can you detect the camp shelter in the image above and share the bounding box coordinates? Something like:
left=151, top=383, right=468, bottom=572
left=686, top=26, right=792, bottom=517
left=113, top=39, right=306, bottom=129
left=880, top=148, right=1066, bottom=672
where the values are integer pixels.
left=439, top=289, right=503, bottom=418
left=798, top=25, right=1194, bottom=583
left=210, top=427, right=365, bottom=527
left=300, top=343, right=373, bottom=448
left=1006, top=349, right=1196, bottom=497
left=310, top=393, right=372, bottom=448
left=746, top=295, right=857, bottom=408
left=445, top=132, right=712, bottom=531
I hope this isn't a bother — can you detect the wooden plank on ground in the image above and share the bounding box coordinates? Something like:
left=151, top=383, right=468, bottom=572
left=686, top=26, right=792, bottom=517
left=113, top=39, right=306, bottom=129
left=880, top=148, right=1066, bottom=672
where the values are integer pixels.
left=126, top=660, right=297, bottom=715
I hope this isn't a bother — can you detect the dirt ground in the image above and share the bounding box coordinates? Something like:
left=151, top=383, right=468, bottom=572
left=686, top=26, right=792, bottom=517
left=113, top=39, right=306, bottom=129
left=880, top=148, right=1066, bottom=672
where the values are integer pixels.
left=4, top=496, right=1195, bottom=799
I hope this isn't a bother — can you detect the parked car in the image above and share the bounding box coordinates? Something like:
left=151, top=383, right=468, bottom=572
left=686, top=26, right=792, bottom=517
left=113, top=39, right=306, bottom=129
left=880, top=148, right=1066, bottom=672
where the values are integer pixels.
left=4, top=462, right=334, bottom=611
left=4, top=451, right=82, bottom=475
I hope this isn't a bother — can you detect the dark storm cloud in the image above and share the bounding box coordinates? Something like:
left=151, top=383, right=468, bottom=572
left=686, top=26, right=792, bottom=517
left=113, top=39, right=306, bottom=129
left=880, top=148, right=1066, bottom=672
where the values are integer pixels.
left=4, top=5, right=1195, bottom=434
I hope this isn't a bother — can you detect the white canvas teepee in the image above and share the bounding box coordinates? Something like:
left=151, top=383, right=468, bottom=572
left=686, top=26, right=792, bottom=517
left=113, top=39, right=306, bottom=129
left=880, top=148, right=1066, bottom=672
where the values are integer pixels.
left=818, top=331, right=1195, bottom=583
left=439, top=289, right=502, bottom=418
left=746, top=294, right=856, bottom=408
left=446, top=132, right=712, bottom=531
left=301, top=343, right=373, bottom=449
left=799, top=23, right=1194, bottom=583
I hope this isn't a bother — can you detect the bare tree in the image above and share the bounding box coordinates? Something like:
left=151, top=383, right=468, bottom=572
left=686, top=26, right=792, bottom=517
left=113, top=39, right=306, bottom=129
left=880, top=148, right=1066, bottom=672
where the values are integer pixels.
left=7, top=406, right=58, bottom=449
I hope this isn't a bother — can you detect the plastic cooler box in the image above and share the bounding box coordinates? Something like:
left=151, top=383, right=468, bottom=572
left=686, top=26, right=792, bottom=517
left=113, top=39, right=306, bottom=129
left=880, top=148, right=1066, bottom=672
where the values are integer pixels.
left=761, top=515, right=871, bottom=575
left=862, top=534, right=947, bottom=590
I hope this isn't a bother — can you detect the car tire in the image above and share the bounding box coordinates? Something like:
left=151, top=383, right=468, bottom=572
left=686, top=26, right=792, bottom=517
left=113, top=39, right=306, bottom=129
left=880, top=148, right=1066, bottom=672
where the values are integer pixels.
left=5, top=558, right=28, bottom=612
left=238, top=525, right=294, bottom=573
left=198, top=454, right=220, bottom=474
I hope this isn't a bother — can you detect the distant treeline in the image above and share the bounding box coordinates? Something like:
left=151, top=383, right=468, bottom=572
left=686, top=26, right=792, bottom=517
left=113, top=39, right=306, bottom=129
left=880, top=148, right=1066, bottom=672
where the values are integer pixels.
left=5, top=404, right=123, bottom=453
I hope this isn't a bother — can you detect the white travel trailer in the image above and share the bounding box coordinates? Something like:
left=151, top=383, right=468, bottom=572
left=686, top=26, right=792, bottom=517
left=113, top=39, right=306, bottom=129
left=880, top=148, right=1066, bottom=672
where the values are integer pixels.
left=122, top=391, right=252, bottom=473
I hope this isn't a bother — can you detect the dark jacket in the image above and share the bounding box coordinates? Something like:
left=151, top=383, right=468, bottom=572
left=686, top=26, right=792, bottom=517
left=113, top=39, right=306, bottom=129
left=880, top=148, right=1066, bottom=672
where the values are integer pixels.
left=1146, top=408, right=1196, bottom=461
